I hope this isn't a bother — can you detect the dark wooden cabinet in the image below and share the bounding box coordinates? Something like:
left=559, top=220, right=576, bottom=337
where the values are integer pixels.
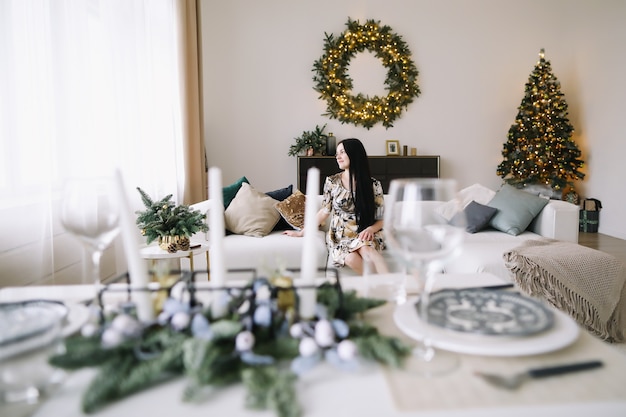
left=297, top=155, right=440, bottom=194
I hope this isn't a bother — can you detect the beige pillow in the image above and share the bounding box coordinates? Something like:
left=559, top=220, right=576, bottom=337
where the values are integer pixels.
left=224, top=182, right=280, bottom=237
left=274, top=190, right=306, bottom=230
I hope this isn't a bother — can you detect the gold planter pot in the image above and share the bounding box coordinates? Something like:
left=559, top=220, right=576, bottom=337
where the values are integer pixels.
left=158, top=235, right=191, bottom=253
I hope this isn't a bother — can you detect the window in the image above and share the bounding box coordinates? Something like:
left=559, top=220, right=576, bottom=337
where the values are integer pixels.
left=0, top=0, right=189, bottom=285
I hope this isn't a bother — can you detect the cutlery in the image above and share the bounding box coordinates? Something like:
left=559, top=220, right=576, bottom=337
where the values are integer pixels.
left=474, top=360, right=603, bottom=390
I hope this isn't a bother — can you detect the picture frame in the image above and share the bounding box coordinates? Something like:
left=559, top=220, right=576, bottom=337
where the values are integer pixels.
left=386, top=140, right=400, bottom=156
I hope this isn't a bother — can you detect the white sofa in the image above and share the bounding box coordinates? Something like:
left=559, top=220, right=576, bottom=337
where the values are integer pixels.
left=191, top=190, right=580, bottom=282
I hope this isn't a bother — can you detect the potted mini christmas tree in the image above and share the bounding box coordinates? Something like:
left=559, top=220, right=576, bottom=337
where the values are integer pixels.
left=135, top=187, right=208, bottom=253
left=287, top=124, right=329, bottom=156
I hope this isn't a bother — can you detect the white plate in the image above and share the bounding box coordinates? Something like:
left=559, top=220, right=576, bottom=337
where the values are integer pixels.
left=0, top=300, right=68, bottom=345
left=394, top=297, right=580, bottom=356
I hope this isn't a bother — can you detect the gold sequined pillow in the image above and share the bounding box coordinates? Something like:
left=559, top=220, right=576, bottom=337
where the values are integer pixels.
left=274, top=190, right=306, bottom=230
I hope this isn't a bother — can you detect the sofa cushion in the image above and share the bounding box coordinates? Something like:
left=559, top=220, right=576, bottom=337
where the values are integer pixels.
left=266, top=184, right=294, bottom=231
left=275, top=190, right=306, bottom=230
left=436, top=183, right=497, bottom=221
left=452, top=200, right=498, bottom=233
left=223, top=230, right=328, bottom=280
left=487, top=184, right=549, bottom=236
left=223, top=176, right=249, bottom=209
left=224, top=183, right=280, bottom=237
left=266, top=184, right=293, bottom=201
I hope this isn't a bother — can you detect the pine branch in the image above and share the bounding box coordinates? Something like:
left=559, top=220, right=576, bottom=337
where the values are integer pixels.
left=316, top=283, right=385, bottom=320
left=82, top=354, right=138, bottom=413
left=136, top=187, right=154, bottom=208
left=50, top=336, right=128, bottom=370
left=354, top=333, right=411, bottom=368
left=242, top=367, right=301, bottom=417
left=117, top=335, right=186, bottom=394
left=182, top=338, right=242, bottom=389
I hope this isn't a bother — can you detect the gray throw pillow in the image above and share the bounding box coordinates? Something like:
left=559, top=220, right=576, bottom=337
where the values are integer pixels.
left=487, top=184, right=549, bottom=235
left=452, top=200, right=498, bottom=233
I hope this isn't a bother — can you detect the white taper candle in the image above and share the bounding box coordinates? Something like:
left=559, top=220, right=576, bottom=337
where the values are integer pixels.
left=299, top=167, right=319, bottom=319
left=114, top=169, right=154, bottom=322
left=208, top=167, right=227, bottom=317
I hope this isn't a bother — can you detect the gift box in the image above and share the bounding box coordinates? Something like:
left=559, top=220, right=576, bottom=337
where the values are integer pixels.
left=579, top=198, right=602, bottom=233
left=582, top=198, right=602, bottom=211
left=579, top=210, right=600, bottom=233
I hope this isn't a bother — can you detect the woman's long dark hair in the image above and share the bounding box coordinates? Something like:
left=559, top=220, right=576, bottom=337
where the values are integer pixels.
left=340, top=138, right=375, bottom=232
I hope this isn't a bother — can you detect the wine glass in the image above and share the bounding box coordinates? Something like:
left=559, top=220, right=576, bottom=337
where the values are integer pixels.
left=384, top=178, right=466, bottom=376
left=60, top=177, right=120, bottom=294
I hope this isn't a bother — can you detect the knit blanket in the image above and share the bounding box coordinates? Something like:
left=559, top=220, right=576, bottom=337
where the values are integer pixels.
left=503, top=238, right=626, bottom=342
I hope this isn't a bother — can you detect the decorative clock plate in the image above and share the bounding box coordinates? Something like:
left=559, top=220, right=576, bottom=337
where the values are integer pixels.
left=417, top=289, right=554, bottom=336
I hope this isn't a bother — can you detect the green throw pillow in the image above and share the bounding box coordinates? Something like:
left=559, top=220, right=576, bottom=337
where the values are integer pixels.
left=487, top=184, right=549, bottom=236
left=223, top=176, right=249, bottom=209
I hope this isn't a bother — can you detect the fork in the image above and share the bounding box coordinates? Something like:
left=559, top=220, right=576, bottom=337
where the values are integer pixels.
left=474, top=360, right=603, bottom=390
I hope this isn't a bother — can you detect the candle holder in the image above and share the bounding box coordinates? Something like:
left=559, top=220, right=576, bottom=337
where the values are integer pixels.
left=96, top=267, right=344, bottom=322
left=49, top=265, right=406, bottom=416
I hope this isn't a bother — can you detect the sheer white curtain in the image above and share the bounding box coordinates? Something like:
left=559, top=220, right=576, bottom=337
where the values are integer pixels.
left=0, top=0, right=190, bottom=286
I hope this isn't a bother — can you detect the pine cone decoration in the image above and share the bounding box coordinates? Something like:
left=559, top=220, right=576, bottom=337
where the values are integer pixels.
left=176, top=237, right=190, bottom=251
left=166, top=242, right=178, bottom=253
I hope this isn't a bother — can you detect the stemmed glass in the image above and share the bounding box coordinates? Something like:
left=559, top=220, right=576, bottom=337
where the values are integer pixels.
left=60, top=177, right=120, bottom=294
left=384, top=178, right=466, bottom=376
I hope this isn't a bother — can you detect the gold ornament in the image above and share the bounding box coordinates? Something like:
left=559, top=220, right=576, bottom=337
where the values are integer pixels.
left=271, top=275, right=296, bottom=313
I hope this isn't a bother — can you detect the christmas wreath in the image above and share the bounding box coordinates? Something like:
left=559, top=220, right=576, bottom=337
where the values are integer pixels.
left=50, top=271, right=410, bottom=417
left=312, top=18, right=420, bottom=129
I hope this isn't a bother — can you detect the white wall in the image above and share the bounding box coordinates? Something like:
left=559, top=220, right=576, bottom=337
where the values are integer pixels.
left=200, top=0, right=626, bottom=240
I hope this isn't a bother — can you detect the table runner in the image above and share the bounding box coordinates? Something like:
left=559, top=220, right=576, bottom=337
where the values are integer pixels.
left=366, top=302, right=626, bottom=411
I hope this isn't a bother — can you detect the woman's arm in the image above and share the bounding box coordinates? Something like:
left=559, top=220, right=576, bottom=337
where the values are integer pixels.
left=358, top=219, right=383, bottom=241
left=283, top=208, right=329, bottom=237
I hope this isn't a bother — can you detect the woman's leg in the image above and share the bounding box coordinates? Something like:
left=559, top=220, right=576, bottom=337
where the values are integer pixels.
left=358, top=246, right=389, bottom=274
left=344, top=251, right=363, bottom=275
left=344, top=246, right=389, bottom=275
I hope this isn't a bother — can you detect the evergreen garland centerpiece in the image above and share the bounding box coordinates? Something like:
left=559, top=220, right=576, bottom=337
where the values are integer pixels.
left=497, top=49, right=585, bottom=197
left=312, top=18, right=420, bottom=129
left=49, top=275, right=411, bottom=417
left=135, top=187, right=208, bottom=252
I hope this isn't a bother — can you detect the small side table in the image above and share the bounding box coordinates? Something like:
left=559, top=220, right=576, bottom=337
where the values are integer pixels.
left=140, top=242, right=210, bottom=272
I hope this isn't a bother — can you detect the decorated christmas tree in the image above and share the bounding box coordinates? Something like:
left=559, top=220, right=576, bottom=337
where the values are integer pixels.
left=497, top=49, right=585, bottom=196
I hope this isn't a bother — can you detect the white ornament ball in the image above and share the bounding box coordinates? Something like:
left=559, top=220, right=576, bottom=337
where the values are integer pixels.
left=157, top=311, right=170, bottom=326
left=256, top=285, right=271, bottom=301
left=314, top=320, right=335, bottom=348
left=111, top=314, right=141, bottom=336
left=170, top=311, right=191, bottom=330
left=101, top=327, right=124, bottom=348
left=236, top=330, right=255, bottom=351
left=289, top=322, right=304, bottom=338
left=337, top=339, right=358, bottom=361
left=80, top=322, right=99, bottom=338
left=299, top=337, right=319, bottom=357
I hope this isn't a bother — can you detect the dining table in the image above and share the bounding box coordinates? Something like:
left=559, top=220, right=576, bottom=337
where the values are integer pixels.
left=1, top=272, right=626, bottom=417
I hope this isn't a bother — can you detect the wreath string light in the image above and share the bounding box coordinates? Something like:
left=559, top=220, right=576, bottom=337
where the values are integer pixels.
left=312, top=18, right=420, bottom=129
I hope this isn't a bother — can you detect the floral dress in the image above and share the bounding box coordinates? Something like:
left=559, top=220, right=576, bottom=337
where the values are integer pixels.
left=321, top=173, right=385, bottom=267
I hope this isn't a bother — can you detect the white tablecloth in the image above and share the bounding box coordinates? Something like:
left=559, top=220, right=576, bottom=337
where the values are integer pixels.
left=2, top=273, right=626, bottom=417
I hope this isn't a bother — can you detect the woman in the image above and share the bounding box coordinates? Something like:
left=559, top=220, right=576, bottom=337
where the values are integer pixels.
left=284, top=138, right=388, bottom=275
